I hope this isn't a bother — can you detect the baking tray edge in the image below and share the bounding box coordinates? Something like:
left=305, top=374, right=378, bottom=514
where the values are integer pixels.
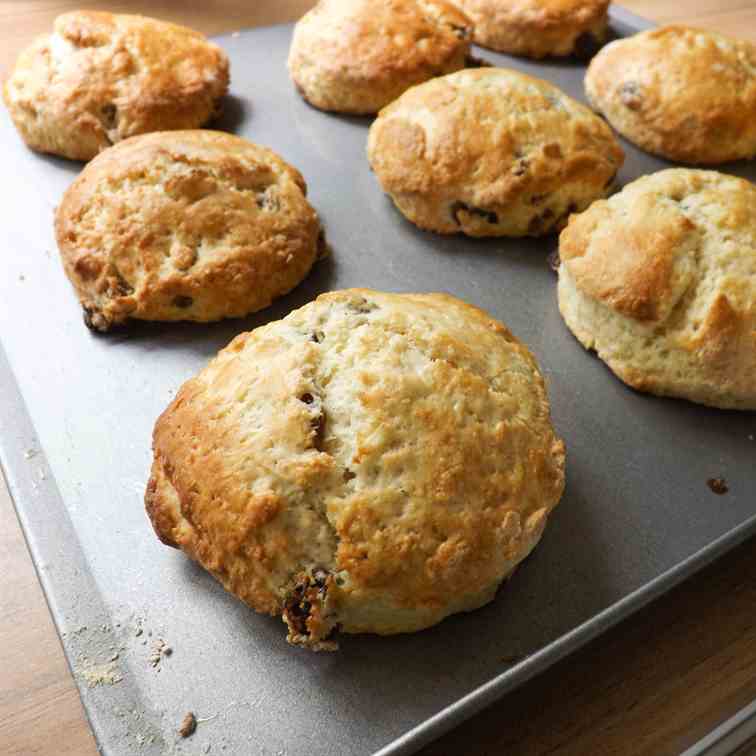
left=0, top=341, right=168, bottom=755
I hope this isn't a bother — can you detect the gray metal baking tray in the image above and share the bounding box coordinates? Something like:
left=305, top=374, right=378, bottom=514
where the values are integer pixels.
left=1, top=7, right=755, bottom=755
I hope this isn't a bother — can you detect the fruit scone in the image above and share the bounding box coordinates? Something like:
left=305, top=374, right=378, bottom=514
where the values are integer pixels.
left=146, top=289, right=566, bottom=650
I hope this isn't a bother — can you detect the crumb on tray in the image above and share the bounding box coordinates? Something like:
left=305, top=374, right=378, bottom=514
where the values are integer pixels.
left=179, top=712, right=197, bottom=738
left=707, top=477, right=729, bottom=495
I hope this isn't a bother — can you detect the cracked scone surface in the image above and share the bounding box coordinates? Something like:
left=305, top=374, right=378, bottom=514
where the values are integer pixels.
left=55, top=130, right=321, bottom=331
left=287, top=0, right=473, bottom=114
left=3, top=11, right=229, bottom=161
left=145, top=289, right=566, bottom=650
left=585, top=26, right=756, bottom=165
left=558, top=169, right=756, bottom=409
left=449, top=0, right=609, bottom=59
left=367, top=68, right=624, bottom=237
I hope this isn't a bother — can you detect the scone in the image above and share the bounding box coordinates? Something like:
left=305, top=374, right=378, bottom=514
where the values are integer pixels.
left=558, top=169, right=756, bottom=410
left=585, top=26, right=756, bottom=165
left=450, top=0, right=610, bottom=59
left=55, top=131, right=321, bottom=331
left=287, top=0, right=473, bottom=114
left=3, top=11, right=229, bottom=161
left=367, top=68, right=624, bottom=237
left=145, top=289, right=566, bottom=650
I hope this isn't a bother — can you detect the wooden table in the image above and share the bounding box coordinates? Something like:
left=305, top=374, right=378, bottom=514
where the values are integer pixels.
left=1, top=2, right=755, bottom=754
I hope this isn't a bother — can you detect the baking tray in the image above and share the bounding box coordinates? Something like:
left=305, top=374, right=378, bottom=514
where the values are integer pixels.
left=1, top=7, right=755, bottom=755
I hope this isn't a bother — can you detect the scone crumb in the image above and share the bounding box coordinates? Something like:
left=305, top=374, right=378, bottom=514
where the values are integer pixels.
left=707, top=477, right=728, bottom=495
left=148, top=638, right=171, bottom=668
left=179, top=712, right=197, bottom=738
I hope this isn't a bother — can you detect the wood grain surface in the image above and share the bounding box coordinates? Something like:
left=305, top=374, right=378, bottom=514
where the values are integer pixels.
left=1, top=3, right=756, bottom=755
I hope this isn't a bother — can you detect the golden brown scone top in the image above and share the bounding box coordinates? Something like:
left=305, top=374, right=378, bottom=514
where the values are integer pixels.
left=450, top=0, right=610, bottom=58
left=585, top=26, right=756, bottom=164
left=55, top=130, right=321, bottom=331
left=368, top=67, right=624, bottom=236
left=3, top=11, right=230, bottom=161
left=146, top=289, right=566, bottom=649
left=480, top=0, right=607, bottom=12
left=559, top=169, right=756, bottom=409
left=287, top=0, right=473, bottom=114
left=469, top=0, right=609, bottom=29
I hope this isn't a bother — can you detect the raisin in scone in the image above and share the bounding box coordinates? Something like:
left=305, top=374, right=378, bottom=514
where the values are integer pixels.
left=146, top=289, right=566, bottom=650
left=558, top=169, right=756, bottom=409
left=3, top=11, right=229, bottom=161
left=55, top=131, right=322, bottom=331
left=288, top=0, right=473, bottom=114
left=368, top=67, right=624, bottom=237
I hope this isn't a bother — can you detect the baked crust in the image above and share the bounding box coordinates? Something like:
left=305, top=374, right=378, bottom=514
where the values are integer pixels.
left=367, top=67, right=624, bottom=237
left=558, top=169, right=756, bottom=409
left=3, top=11, right=230, bottom=161
left=55, top=130, right=321, bottom=330
left=287, top=0, right=473, bottom=114
left=145, top=289, right=566, bottom=649
left=585, top=26, right=756, bottom=165
left=450, top=0, right=609, bottom=58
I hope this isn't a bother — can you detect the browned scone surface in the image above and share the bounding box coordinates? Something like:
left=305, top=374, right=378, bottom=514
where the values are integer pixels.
left=585, top=26, right=756, bottom=165
left=558, top=169, right=756, bottom=409
left=367, top=67, right=624, bottom=237
left=146, top=289, right=566, bottom=650
left=55, top=130, right=321, bottom=331
left=3, top=11, right=229, bottom=161
left=449, top=0, right=609, bottom=58
left=287, top=0, right=473, bottom=114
